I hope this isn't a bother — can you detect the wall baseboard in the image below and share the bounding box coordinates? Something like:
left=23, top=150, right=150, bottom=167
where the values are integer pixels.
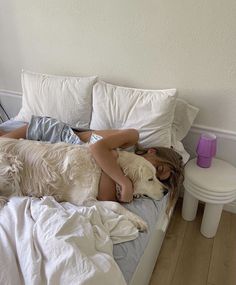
left=184, top=124, right=236, bottom=167
left=0, top=89, right=22, bottom=118
left=0, top=89, right=236, bottom=213
left=183, top=125, right=236, bottom=214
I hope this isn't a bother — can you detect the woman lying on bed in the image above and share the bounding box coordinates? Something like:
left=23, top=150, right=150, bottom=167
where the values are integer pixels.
left=0, top=116, right=184, bottom=204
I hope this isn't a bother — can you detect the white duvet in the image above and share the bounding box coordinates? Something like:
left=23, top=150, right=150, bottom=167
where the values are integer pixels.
left=0, top=196, right=139, bottom=285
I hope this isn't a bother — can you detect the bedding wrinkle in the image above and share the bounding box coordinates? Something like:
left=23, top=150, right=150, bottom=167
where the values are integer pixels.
left=0, top=196, right=138, bottom=284
left=0, top=130, right=171, bottom=283
left=0, top=226, right=24, bottom=284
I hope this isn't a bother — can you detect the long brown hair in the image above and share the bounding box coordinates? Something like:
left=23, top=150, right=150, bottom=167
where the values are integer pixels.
left=135, top=144, right=184, bottom=213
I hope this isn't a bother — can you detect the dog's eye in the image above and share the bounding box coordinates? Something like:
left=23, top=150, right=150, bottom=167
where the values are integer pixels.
left=148, top=178, right=154, bottom=181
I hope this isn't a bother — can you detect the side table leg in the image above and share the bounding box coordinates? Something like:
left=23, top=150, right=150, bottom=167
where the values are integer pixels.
left=200, top=203, right=223, bottom=238
left=182, top=190, right=199, bottom=221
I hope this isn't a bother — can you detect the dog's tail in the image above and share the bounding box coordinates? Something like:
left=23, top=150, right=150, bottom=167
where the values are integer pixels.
left=0, top=196, right=9, bottom=207
left=0, top=152, right=23, bottom=206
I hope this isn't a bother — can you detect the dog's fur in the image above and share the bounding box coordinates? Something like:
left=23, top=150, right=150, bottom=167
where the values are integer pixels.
left=0, top=138, right=166, bottom=231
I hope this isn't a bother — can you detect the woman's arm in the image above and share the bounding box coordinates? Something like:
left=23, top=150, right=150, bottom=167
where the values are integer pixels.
left=89, top=129, right=139, bottom=202
left=1, top=125, right=28, bottom=139
left=0, top=123, right=138, bottom=202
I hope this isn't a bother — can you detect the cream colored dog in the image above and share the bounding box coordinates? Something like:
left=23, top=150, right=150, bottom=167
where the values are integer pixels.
left=0, top=138, right=165, bottom=231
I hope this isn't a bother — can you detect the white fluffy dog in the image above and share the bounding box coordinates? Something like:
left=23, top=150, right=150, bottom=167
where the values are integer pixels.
left=0, top=138, right=165, bottom=230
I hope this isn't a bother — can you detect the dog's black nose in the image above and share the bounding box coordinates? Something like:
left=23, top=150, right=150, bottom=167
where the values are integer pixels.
left=163, top=189, right=169, bottom=196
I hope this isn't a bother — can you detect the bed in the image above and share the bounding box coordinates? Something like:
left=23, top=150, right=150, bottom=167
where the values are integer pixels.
left=0, top=70, right=199, bottom=285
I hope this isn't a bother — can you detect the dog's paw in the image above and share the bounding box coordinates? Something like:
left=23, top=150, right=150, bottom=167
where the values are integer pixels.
left=132, top=218, right=148, bottom=232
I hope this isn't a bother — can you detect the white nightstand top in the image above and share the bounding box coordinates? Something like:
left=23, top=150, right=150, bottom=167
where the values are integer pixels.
left=185, top=158, right=236, bottom=193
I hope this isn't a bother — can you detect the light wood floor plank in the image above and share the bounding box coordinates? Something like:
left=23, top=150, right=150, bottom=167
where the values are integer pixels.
left=149, top=200, right=187, bottom=285
left=171, top=204, right=214, bottom=285
left=207, top=211, right=236, bottom=285
left=149, top=199, right=236, bottom=285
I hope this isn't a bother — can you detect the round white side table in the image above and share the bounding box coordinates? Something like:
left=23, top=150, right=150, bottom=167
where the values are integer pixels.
left=182, top=158, right=236, bottom=238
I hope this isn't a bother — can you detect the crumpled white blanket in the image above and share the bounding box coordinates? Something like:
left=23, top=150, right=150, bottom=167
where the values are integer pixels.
left=0, top=196, right=139, bottom=285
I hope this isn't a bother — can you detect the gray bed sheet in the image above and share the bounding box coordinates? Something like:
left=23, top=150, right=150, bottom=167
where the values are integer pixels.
left=0, top=119, right=27, bottom=132
left=0, top=119, right=168, bottom=284
left=116, top=196, right=167, bottom=284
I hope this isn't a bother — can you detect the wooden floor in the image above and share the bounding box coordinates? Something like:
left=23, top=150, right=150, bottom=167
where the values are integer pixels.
left=149, top=199, right=236, bottom=285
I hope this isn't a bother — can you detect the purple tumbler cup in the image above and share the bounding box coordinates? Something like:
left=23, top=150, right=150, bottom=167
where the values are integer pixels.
left=196, top=133, right=217, bottom=168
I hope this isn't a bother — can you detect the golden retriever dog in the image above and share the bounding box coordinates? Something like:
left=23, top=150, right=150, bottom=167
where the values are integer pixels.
left=0, top=138, right=166, bottom=231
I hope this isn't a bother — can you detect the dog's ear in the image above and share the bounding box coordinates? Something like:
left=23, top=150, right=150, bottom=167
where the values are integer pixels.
left=137, top=164, right=154, bottom=181
left=137, top=165, right=145, bottom=180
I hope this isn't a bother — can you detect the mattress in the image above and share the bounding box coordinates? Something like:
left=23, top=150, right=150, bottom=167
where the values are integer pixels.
left=0, top=120, right=169, bottom=284
left=115, top=196, right=168, bottom=284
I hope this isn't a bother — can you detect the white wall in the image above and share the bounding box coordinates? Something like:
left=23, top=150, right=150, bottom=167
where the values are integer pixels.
left=1, top=0, right=236, bottom=134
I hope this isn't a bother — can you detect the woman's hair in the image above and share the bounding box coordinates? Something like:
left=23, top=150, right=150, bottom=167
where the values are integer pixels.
left=135, top=144, right=184, bottom=212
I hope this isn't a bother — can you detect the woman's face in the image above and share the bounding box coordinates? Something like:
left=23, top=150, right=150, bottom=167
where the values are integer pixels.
left=142, top=150, right=171, bottom=181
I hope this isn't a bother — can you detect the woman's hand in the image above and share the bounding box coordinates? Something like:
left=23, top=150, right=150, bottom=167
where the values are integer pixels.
left=89, top=129, right=138, bottom=203
left=118, top=177, right=134, bottom=203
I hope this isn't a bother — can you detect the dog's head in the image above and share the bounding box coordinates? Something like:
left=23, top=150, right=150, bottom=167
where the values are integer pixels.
left=132, top=161, right=165, bottom=200
left=118, top=151, right=166, bottom=200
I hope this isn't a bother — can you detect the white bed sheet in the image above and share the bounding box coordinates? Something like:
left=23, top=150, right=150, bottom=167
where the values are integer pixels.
left=0, top=120, right=170, bottom=284
left=0, top=196, right=139, bottom=285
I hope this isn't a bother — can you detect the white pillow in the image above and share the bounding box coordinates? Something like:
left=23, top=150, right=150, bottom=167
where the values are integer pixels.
left=172, top=98, right=199, bottom=141
left=171, top=98, right=199, bottom=163
left=14, top=70, right=97, bottom=128
left=90, top=81, right=177, bottom=148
